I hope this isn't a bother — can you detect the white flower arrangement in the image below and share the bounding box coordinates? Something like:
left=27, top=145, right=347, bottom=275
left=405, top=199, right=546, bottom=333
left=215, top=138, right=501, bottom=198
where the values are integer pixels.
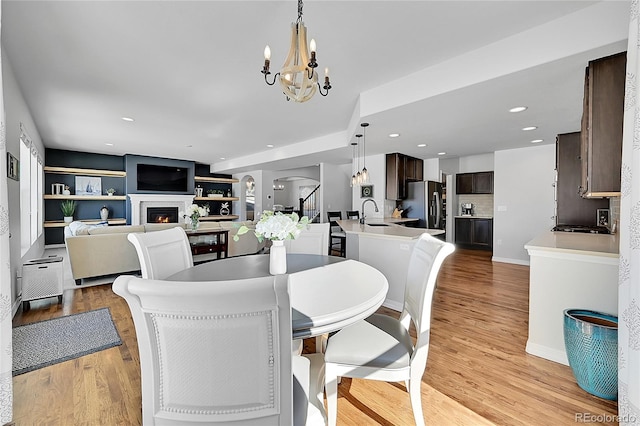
left=234, top=210, right=309, bottom=242
left=183, top=203, right=209, bottom=223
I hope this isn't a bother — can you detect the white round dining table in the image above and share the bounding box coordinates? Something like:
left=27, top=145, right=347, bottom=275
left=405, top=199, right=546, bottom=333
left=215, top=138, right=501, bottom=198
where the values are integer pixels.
left=167, top=253, right=389, bottom=339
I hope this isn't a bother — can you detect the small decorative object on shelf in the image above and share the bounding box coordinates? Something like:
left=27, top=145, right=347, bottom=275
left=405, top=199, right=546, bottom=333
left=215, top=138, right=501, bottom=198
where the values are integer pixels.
left=100, top=206, right=109, bottom=221
left=207, top=189, right=223, bottom=198
left=226, top=189, right=232, bottom=197
left=60, top=200, right=77, bottom=223
left=220, top=202, right=230, bottom=216
left=184, top=203, right=209, bottom=231
left=62, top=185, right=71, bottom=196
left=195, top=186, right=203, bottom=197
left=233, top=210, right=310, bottom=275
left=106, top=188, right=116, bottom=196
left=52, top=183, right=65, bottom=195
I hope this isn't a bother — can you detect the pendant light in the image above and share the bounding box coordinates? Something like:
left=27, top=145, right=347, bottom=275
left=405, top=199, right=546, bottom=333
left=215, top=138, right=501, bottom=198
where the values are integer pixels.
left=350, top=141, right=358, bottom=187
left=355, top=134, right=363, bottom=185
left=360, top=123, right=370, bottom=183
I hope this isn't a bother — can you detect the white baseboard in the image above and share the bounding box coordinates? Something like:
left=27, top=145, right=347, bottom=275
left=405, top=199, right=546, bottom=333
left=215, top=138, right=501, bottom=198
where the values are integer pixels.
left=492, top=256, right=530, bottom=266
left=382, top=299, right=403, bottom=312
left=525, top=340, right=569, bottom=366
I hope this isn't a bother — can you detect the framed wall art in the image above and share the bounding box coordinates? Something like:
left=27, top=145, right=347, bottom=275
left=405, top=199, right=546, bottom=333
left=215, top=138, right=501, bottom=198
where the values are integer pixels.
left=6, top=152, right=19, bottom=181
left=360, top=184, right=373, bottom=198
left=597, top=208, right=610, bottom=227
left=75, top=176, right=102, bottom=196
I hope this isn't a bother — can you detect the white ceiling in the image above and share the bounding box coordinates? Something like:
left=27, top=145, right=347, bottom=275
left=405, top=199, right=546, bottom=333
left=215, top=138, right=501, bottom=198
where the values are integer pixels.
left=1, top=1, right=630, bottom=175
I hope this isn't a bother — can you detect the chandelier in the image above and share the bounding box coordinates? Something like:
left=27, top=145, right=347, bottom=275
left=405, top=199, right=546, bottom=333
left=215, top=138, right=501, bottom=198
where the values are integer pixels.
left=261, top=0, right=331, bottom=102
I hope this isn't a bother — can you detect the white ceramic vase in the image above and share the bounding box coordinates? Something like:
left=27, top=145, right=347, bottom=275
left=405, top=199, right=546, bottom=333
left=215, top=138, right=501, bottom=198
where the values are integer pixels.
left=100, top=206, right=109, bottom=221
left=269, top=240, right=287, bottom=275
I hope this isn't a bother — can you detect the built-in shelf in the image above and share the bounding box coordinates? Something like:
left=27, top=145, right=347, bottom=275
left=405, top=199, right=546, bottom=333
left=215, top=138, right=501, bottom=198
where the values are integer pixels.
left=194, top=196, right=239, bottom=202
left=44, top=195, right=127, bottom=201
left=194, top=176, right=239, bottom=183
left=44, top=166, right=126, bottom=177
left=44, top=218, right=127, bottom=228
left=201, top=215, right=238, bottom=221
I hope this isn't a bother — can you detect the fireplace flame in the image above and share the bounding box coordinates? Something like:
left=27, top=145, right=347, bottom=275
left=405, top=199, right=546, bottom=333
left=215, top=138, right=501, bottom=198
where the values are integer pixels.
left=156, top=216, right=170, bottom=223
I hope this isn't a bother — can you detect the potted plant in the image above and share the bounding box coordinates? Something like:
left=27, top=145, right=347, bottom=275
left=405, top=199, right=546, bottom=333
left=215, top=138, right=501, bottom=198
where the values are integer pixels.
left=207, top=189, right=223, bottom=198
left=61, top=200, right=77, bottom=223
left=106, top=188, right=116, bottom=196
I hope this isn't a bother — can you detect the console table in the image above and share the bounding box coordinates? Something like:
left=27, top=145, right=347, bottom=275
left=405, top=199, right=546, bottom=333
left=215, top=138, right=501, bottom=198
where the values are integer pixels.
left=185, top=229, right=228, bottom=263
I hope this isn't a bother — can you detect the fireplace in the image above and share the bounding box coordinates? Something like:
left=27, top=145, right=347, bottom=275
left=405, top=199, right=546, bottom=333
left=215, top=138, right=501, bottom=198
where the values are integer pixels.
left=147, top=207, right=179, bottom=224
left=128, top=194, right=195, bottom=225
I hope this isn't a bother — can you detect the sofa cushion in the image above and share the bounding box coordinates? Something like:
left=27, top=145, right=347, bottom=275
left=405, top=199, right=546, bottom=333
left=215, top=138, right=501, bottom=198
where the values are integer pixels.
left=144, top=223, right=185, bottom=232
left=88, top=225, right=145, bottom=235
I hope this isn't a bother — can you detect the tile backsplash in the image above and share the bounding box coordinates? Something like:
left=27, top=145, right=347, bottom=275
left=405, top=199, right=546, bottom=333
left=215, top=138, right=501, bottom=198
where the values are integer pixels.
left=457, top=194, right=494, bottom=216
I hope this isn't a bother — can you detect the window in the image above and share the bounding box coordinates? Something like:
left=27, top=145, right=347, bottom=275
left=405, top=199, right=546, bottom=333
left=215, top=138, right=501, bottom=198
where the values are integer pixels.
left=19, top=125, right=43, bottom=255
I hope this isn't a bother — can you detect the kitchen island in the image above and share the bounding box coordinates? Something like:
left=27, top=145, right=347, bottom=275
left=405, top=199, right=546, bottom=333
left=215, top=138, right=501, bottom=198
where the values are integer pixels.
left=337, top=218, right=444, bottom=311
left=524, top=231, right=619, bottom=365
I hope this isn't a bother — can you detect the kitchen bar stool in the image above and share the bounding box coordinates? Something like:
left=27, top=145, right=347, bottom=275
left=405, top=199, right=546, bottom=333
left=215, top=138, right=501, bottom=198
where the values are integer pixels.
left=346, top=210, right=359, bottom=220
left=327, top=211, right=346, bottom=257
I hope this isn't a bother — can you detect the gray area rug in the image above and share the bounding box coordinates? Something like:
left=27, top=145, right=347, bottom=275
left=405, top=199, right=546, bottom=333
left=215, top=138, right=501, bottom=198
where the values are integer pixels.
left=12, top=307, right=122, bottom=376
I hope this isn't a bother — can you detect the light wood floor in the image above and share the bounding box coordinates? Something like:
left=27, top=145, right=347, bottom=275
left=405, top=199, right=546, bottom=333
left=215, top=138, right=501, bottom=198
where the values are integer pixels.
left=12, top=249, right=618, bottom=425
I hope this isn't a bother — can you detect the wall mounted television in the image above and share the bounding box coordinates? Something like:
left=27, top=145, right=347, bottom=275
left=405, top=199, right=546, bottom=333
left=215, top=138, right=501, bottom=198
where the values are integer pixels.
left=137, top=163, right=189, bottom=192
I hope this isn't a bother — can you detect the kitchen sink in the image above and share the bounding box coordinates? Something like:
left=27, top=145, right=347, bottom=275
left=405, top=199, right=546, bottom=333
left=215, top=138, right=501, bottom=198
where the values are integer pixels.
left=366, top=223, right=389, bottom=227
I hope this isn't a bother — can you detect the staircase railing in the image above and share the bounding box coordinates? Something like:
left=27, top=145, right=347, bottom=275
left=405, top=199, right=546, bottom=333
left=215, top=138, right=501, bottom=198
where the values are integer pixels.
left=299, top=184, right=321, bottom=222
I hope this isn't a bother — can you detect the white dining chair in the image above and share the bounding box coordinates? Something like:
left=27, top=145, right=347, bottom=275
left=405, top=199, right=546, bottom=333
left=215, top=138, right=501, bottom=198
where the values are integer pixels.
left=113, top=274, right=326, bottom=425
left=285, top=223, right=330, bottom=255
left=127, top=226, right=193, bottom=279
left=323, top=233, right=455, bottom=426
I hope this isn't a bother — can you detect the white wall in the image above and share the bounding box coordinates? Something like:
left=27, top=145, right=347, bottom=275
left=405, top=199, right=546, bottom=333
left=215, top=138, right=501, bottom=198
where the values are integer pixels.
left=3, top=49, right=47, bottom=314
left=493, top=144, right=556, bottom=264
left=320, top=163, right=351, bottom=222
left=459, top=153, right=494, bottom=173
left=423, top=158, right=440, bottom=182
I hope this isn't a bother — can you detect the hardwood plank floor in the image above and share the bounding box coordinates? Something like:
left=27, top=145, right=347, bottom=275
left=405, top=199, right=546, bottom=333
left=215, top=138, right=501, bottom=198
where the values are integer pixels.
left=12, top=249, right=617, bottom=425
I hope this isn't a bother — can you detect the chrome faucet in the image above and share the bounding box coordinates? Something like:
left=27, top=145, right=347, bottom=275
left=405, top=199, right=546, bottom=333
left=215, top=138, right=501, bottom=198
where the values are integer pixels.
left=360, top=198, right=379, bottom=224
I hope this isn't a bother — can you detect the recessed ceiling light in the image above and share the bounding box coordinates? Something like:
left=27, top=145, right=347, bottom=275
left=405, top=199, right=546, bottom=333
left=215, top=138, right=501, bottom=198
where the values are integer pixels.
left=438, top=152, right=446, bottom=155
left=267, top=144, right=274, bottom=148
left=121, top=116, right=134, bottom=122
left=509, top=106, right=528, bottom=113
left=389, top=133, right=400, bottom=138
left=417, top=144, right=427, bottom=147
left=531, top=139, right=543, bottom=144
left=522, top=126, right=537, bottom=131
left=219, top=157, right=226, bottom=160
left=105, top=143, right=114, bottom=146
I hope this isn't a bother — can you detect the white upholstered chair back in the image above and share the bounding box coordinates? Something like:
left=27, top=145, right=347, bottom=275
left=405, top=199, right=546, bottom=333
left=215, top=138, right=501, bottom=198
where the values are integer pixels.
left=285, top=223, right=330, bottom=255
left=112, top=274, right=298, bottom=425
left=402, top=233, right=455, bottom=367
left=127, top=226, right=193, bottom=279
left=323, top=233, right=454, bottom=426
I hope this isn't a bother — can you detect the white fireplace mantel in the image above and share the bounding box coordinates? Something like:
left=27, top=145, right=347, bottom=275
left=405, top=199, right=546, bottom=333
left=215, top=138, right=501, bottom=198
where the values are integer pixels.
left=128, top=194, right=195, bottom=225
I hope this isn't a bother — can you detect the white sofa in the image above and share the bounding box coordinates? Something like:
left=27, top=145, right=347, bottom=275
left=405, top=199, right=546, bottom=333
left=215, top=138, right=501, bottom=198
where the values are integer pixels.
left=64, top=221, right=264, bottom=283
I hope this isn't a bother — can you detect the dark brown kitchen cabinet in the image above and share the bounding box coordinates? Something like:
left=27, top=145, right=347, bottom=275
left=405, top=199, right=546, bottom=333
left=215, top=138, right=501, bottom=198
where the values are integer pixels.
left=556, top=132, right=608, bottom=225
left=580, top=51, right=626, bottom=198
left=455, top=171, right=493, bottom=194
left=386, top=153, right=423, bottom=200
left=455, top=217, right=493, bottom=250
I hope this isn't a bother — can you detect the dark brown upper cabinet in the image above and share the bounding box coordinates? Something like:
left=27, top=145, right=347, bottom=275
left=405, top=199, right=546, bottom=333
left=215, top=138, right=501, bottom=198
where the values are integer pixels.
left=556, top=132, right=608, bottom=225
left=455, top=172, right=493, bottom=194
left=580, top=51, right=626, bottom=198
left=386, top=153, right=424, bottom=200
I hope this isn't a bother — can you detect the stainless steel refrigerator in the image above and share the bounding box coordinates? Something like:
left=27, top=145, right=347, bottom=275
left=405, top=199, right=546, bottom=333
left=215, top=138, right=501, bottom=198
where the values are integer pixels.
left=404, top=181, right=445, bottom=233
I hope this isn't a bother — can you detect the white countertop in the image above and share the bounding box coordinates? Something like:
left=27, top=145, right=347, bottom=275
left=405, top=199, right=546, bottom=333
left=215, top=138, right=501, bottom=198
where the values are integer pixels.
left=525, top=231, right=620, bottom=258
left=337, top=219, right=444, bottom=240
